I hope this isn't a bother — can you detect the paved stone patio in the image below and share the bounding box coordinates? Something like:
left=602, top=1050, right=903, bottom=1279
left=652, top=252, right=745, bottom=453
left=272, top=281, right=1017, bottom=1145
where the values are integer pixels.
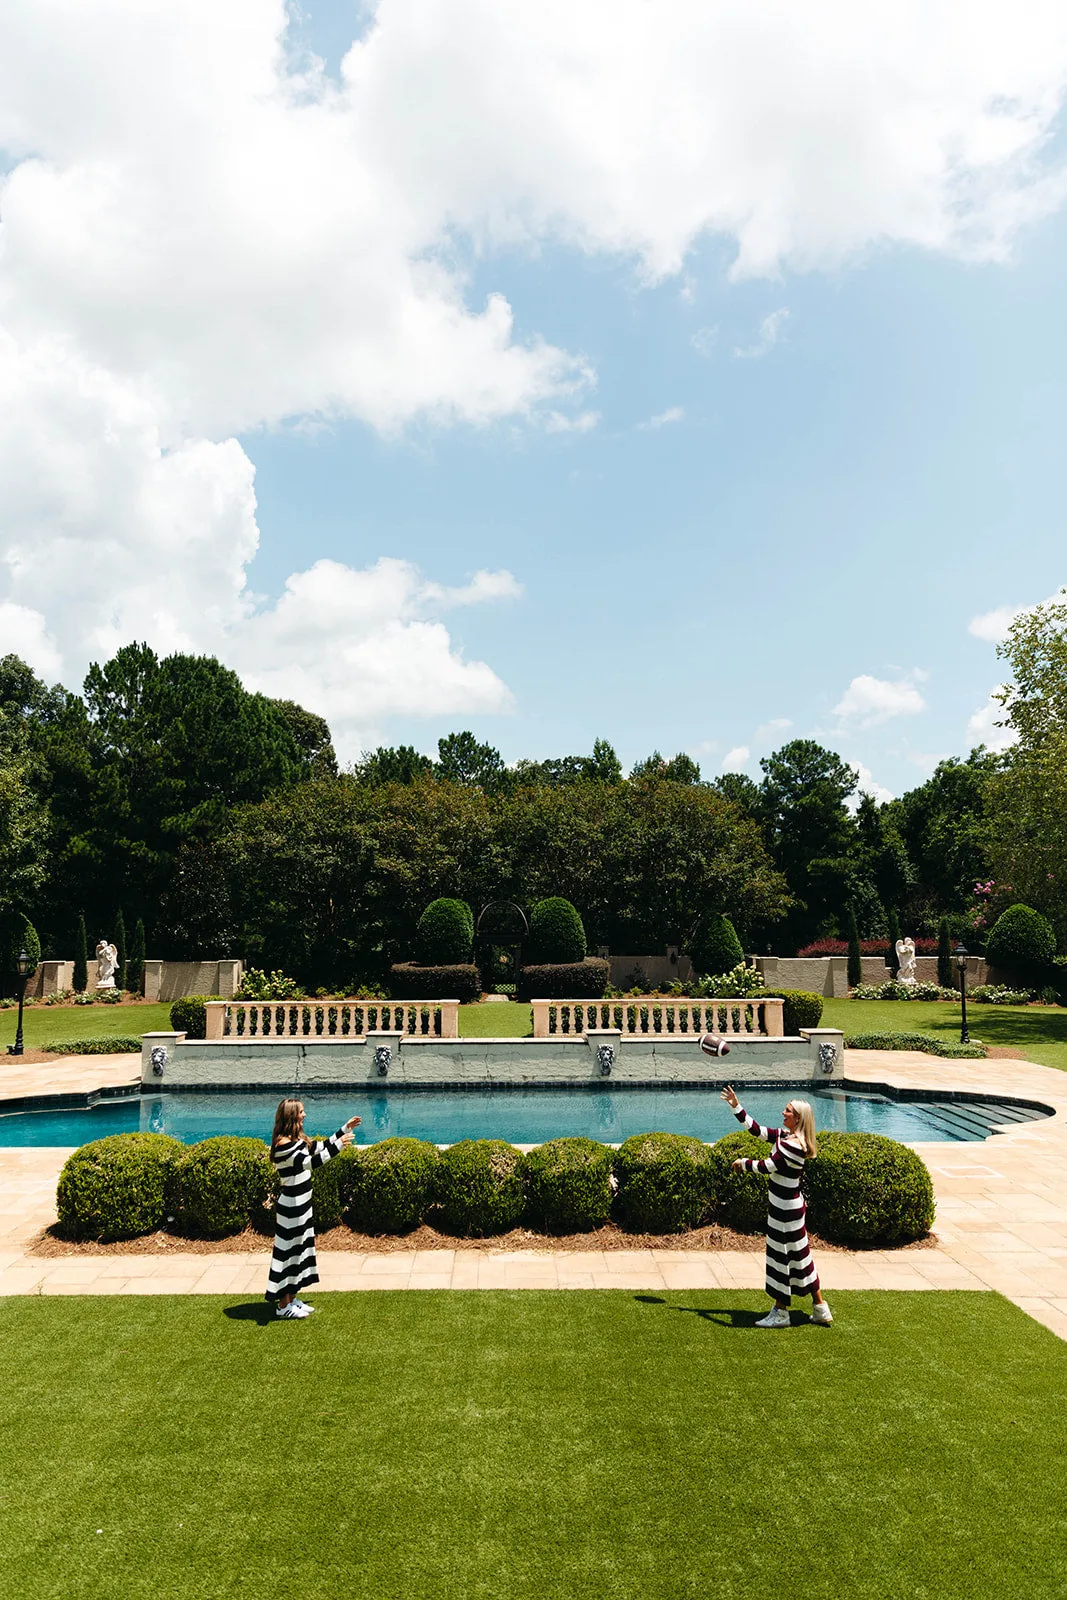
left=2, top=1048, right=1066, bottom=1339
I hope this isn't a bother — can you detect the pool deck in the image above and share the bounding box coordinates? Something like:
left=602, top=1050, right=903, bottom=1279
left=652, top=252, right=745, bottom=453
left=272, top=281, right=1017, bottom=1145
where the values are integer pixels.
left=2, top=1049, right=1067, bottom=1341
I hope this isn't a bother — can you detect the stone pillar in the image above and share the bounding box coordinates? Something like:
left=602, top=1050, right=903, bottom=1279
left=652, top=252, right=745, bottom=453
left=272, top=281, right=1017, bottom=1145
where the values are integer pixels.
left=143, top=960, right=163, bottom=1003
left=141, top=1030, right=184, bottom=1086
left=802, top=1027, right=845, bottom=1081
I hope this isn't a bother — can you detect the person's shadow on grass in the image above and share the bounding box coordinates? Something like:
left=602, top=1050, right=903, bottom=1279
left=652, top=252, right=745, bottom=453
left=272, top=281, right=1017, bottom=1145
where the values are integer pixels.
left=223, top=1303, right=277, bottom=1326
left=633, top=1293, right=764, bottom=1329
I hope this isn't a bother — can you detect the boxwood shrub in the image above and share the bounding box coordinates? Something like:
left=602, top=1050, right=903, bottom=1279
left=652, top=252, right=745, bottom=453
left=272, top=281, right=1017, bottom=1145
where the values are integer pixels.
left=845, top=1031, right=986, bottom=1059
left=527, top=898, right=587, bottom=964
left=516, top=958, right=610, bottom=1000
left=342, top=1137, right=441, bottom=1234
left=434, top=1139, right=525, bottom=1236
left=689, top=913, right=744, bottom=977
left=986, top=903, right=1057, bottom=978
left=56, top=1132, right=184, bottom=1241
left=805, top=1131, right=935, bottom=1243
left=415, top=898, right=474, bottom=965
left=760, top=988, right=823, bottom=1034
left=389, top=962, right=481, bottom=1002
left=521, top=1137, right=613, bottom=1234
left=168, top=1136, right=274, bottom=1238
left=711, top=1130, right=771, bottom=1232
left=44, top=1037, right=142, bottom=1054
left=612, top=1132, right=716, bottom=1233
left=169, top=995, right=220, bottom=1039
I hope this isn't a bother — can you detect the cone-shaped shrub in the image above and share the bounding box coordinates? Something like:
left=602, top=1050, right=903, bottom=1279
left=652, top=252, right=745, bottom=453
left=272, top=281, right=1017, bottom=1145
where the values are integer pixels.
left=73, top=914, right=88, bottom=993
left=113, top=909, right=127, bottom=990
left=846, top=909, right=862, bottom=989
left=2, top=912, right=40, bottom=978
left=689, top=914, right=743, bottom=978
left=937, top=917, right=953, bottom=988
left=527, top=898, right=586, bottom=964
left=127, top=918, right=146, bottom=997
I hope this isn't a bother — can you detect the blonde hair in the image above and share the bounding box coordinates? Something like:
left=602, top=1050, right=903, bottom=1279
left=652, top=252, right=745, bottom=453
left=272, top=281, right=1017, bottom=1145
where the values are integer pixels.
left=788, top=1100, right=818, bottom=1158
left=271, top=1098, right=305, bottom=1154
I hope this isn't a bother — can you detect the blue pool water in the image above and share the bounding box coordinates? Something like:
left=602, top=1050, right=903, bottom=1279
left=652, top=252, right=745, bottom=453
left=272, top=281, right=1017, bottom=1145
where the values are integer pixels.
left=0, top=1086, right=1050, bottom=1146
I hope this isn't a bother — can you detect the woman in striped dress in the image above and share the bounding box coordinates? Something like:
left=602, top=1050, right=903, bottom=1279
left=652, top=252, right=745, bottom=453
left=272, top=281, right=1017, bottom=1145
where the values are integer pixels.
left=721, top=1086, right=832, bottom=1328
left=267, top=1098, right=361, bottom=1320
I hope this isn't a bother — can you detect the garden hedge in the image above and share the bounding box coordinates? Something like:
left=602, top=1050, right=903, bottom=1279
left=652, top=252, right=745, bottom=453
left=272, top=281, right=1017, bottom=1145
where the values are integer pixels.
left=415, top=898, right=474, bottom=965
left=167, top=1136, right=274, bottom=1238
left=56, top=1133, right=184, bottom=1241
left=711, top=1130, right=771, bottom=1232
left=516, top=958, right=609, bottom=1000
left=389, top=963, right=481, bottom=1002
left=689, top=913, right=744, bottom=978
left=341, top=1138, right=441, bottom=1234
left=611, top=1132, right=716, bottom=1233
left=434, top=1140, right=525, bottom=1236
left=527, top=898, right=587, bottom=964
left=986, top=904, right=1056, bottom=978
left=44, top=1037, right=142, bottom=1054
left=760, top=988, right=823, bottom=1034
left=169, top=995, right=218, bottom=1038
left=804, top=1130, right=935, bottom=1243
left=521, top=1137, right=613, bottom=1234
left=845, top=1031, right=986, bottom=1059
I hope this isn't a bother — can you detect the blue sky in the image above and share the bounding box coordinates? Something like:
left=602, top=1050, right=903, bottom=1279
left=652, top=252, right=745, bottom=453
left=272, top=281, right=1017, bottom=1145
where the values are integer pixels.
left=2, top=0, right=1066, bottom=796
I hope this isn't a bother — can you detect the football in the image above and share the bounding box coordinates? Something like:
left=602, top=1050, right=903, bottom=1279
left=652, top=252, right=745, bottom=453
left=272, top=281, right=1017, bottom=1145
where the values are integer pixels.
left=699, top=1033, right=730, bottom=1057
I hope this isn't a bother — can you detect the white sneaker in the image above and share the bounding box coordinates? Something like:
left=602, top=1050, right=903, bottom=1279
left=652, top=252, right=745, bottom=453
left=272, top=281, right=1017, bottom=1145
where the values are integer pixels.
left=811, top=1303, right=833, bottom=1325
left=755, top=1307, right=791, bottom=1328
left=276, top=1302, right=310, bottom=1320
left=294, top=1299, right=317, bottom=1313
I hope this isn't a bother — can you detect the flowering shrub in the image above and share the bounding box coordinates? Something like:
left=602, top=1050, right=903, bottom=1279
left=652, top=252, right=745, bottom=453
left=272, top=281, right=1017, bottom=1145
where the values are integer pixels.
left=691, top=962, right=767, bottom=999
left=233, top=968, right=303, bottom=1000
left=798, top=938, right=937, bottom=958
left=969, top=984, right=1034, bottom=1005
left=850, top=981, right=957, bottom=1001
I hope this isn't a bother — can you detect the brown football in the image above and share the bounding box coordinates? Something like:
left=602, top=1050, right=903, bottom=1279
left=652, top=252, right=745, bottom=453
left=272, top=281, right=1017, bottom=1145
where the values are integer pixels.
left=699, top=1033, right=730, bottom=1057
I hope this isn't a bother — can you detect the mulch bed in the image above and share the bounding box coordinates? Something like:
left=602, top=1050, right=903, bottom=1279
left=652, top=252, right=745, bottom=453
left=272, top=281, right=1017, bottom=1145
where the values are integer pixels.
left=29, top=1220, right=936, bottom=1259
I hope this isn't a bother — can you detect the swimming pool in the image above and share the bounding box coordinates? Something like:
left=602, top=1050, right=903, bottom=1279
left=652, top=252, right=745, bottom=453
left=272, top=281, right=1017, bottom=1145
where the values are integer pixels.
left=0, top=1084, right=1052, bottom=1146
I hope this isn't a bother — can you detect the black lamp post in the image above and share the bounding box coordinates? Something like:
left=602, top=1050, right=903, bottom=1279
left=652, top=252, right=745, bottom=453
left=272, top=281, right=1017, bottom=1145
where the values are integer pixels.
left=954, top=942, right=970, bottom=1044
left=8, top=948, right=32, bottom=1058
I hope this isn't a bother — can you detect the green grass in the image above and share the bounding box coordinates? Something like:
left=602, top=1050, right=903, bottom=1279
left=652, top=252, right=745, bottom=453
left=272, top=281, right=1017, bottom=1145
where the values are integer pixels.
left=822, top=997, right=1067, bottom=1072
left=458, top=1000, right=533, bottom=1036
left=1, top=1291, right=1064, bottom=1599
left=0, top=1002, right=174, bottom=1051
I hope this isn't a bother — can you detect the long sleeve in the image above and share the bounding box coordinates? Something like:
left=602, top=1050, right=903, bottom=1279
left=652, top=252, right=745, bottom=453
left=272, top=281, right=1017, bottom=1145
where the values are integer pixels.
left=309, top=1128, right=348, bottom=1169
left=733, top=1103, right=779, bottom=1145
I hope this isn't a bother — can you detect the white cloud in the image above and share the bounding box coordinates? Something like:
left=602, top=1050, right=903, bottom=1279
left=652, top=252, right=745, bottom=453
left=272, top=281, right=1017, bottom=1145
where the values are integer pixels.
left=968, top=603, right=1027, bottom=642
left=638, top=405, right=685, bottom=430
left=733, top=307, right=790, bottom=359
left=755, top=716, right=792, bottom=741
left=4, top=0, right=1067, bottom=744
left=691, top=326, right=719, bottom=357
left=722, top=745, right=750, bottom=771
left=966, top=688, right=1017, bottom=753
left=832, top=672, right=927, bottom=728
left=848, top=761, right=894, bottom=807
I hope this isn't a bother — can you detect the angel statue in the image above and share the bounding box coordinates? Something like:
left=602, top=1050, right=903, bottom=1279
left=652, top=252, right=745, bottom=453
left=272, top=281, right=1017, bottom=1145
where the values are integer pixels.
left=95, top=939, right=119, bottom=989
left=895, top=936, right=917, bottom=985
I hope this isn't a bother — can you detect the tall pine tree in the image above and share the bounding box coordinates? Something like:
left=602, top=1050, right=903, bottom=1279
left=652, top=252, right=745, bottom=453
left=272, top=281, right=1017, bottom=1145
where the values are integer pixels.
left=127, top=918, right=146, bottom=998
left=114, top=908, right=127, bottom=991
left=73, top=913, right=88, bottom=993
left=846, top=907, right=863, bottom=990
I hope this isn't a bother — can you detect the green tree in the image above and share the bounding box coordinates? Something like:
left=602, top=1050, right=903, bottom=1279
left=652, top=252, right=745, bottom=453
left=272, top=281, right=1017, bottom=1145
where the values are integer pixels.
left=351, top=744, right=434, bottom=786
left=937, top=917, right=953, bottom=987
left=891, top=751, right=998, bottom=924
left=73, top=913, right=88, bottom=993
left=629, top=751, right=700, bottom=783
left=437, top=731, right=505, bottom=791
left=127, top=917, right=146, bottom=997
left=113, top=908, right=127, bottom=991
left=689, top=913, right=744, bottom=977
left=270, top=700, right=338, bottom=778
left=758, top=740, right=858, bottom=950
left=846, top=908, right=862, bottom=989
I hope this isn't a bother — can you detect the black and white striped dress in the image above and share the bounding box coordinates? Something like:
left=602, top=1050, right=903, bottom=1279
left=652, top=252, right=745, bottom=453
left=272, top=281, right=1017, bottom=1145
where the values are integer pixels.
left=265, top=1129, right=347, bottom=1303
left=733, top=1104, right=820, bottom=1302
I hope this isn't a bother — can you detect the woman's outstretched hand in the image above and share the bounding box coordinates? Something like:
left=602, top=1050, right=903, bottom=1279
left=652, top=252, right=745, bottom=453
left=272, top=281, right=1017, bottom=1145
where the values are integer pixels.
left=345, top=1116, right=362, bottom=1130
left=720, top=1086, right=740, bottom=1110
left=731, top=1159, right=745, bottom=1172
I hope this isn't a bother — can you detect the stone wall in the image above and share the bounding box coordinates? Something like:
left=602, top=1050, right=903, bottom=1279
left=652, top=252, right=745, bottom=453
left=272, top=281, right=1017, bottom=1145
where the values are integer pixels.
left=143, top=960, right=244, bottom=1002
left=607, top=948, right=693, bottom=989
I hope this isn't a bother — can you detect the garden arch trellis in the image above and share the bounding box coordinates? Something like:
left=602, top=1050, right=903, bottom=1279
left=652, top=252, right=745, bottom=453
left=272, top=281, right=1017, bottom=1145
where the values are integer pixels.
left=475, top=901, right=529, bottom=992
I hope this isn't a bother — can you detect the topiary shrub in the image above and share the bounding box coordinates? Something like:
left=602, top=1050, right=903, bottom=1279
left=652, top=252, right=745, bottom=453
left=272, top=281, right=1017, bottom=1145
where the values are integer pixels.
left=805, top=1131, right=935, bottom=1243
left=434, top=1140, right=525, bottom=1236
left=986, top=904, right=1056, bottom=979
left=527, top=898, right=587, bottom=964
left=612, top=1132, right=717, bottom=1233
left=516, top=958, right=609, bottom=1000
left=415, top=898, right=474, bottom=965
left=168, top=1136, right=274, bottom=1238
left=2, top=912, right=40, bottom=979
left=711, top=1130, right=771, bottom=1232
left=169, top=995, right=219, bottom=1038
left=56, top=1133, right=184, bottom=1241
left=388, top=962, right=481, bottom=1002
left=521, top=1138, right=613, bottom=1234
left=689, top=913, right=744, bottom=977
left=341, top=1138, right=441, bottom=1234
left=759, top=988, right=823, bottom=1034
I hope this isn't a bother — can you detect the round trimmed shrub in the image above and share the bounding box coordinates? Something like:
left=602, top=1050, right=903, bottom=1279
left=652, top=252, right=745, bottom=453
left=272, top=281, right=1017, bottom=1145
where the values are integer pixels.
left=56, top=1133, right=184, bottom=1241
left=415, top=899, right=474, bottom=965
left=986, top=904, right=1056, bottom=978
left=689, top=914, right=744, bottom=978
left=521, top=1138, right=613, bottom=1234
left=168, top=1136, right=274, bottom=1238
left=761, top=988, right=823, bottom=1034
left=711, top=1130, right=771, bottom=1232
left=434, top=1140, right=524, bottom=1236
left=527, top=898, right=587, bottom=964
left=297, top=1136, right=357, bottom=1232
left=169, top=994, right=217, bottom=1039
left=612, top=1132, right=716, bottom=1233
left=342, top=1138, right=441, bottom=1234
left=804, top=1131, right=935, bottom=1243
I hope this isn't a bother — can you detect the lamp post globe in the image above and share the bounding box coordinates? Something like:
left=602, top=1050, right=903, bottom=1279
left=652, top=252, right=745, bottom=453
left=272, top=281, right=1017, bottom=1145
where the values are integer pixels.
left=953, top=943, right=970, bottom=1044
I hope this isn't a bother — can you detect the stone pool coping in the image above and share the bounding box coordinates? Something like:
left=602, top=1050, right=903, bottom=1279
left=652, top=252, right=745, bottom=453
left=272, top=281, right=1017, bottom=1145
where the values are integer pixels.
left=1, top=1048, right=1066, bottom=1341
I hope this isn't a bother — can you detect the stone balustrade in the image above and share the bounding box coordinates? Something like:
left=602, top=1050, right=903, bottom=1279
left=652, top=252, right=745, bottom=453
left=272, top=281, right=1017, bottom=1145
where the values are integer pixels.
left=530, top=996, right=785, bottom=1039
left=203, top=999, right=460, bottom=1041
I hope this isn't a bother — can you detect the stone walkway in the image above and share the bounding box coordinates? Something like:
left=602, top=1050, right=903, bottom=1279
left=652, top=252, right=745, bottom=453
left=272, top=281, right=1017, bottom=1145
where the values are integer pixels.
left=2, top=1049, right=1066, bottom=1339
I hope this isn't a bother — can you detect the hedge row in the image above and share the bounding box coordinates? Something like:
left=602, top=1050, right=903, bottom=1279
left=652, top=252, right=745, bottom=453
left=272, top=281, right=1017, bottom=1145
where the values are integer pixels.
left=44, top=1037, right=143, bottom=1055
left=845, top=1031, right=987, bottom=1059
left=56, top=1128, right=934, bottom=1246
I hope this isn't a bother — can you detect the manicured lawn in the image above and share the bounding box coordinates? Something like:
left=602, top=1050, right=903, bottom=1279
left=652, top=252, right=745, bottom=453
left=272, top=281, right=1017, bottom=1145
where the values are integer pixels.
left=1, top=1291, right=1064, bottom=1600
left=0, top=1002, right=173, bottom=1051
left=459, top=1000, right=533, bottom=1036
left=822, top=997, right=1067, bottom=1073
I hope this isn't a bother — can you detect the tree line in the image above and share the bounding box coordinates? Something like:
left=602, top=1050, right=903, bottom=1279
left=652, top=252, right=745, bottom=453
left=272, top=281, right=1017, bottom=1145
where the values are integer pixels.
left=1, top=595, right=1063, bottom=982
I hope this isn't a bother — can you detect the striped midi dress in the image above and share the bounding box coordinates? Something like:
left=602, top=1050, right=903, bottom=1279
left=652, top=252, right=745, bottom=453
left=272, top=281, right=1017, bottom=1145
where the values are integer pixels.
left=732, top=1104, right=820, bottom=1302
left=265, top=1129, right=346, bottom=1302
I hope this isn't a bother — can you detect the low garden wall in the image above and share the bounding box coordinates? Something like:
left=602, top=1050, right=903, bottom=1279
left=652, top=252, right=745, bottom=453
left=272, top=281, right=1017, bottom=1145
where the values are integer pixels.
left=140, top=1026, right=845, bottom=1089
